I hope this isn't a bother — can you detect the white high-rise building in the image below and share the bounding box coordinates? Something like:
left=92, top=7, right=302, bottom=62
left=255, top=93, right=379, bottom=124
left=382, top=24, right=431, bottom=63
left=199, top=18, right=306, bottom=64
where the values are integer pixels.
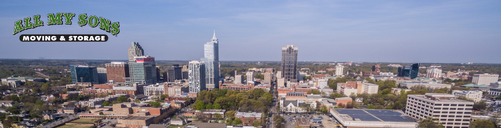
left=335, top=64, right=344, bottom=76
left=472, top=73, right=499, bottom=85
left=128, top=42, right=144, bottom=62
left=246, top=71, right=254, bottom=83
left=426, top=67, right=442, bottom=78
left=406, top=93, right=473, bottom=128
left=452, top=90, right=482, bottom=102
left=202, top=31, right=220, bottom=90
left=362, top=83, right=379, bottom=94
left=189, top=61, right=206, bottom=93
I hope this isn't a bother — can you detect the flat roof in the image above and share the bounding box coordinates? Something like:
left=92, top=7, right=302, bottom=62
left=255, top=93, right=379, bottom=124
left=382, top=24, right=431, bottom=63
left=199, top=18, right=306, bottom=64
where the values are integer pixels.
left=335, top=109, right=416, bottom=122
left=122, top=116, right=154, bottom=120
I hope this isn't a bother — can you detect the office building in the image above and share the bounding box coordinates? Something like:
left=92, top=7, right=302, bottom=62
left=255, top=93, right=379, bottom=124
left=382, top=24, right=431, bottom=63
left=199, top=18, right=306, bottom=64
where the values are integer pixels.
left=203, top=32, right=220, bottom=90
left=406, top=93, right=473, bottom=128
left=97, top=67, right=107, bottom=84
left=246, top=71, right=254, bottom=83
left=452, top=90, right=482, bottom=102
left=128, top=42, right=144, bottom=62
left=182, top=65, right=188, bottom=79
left=70, top=65, right=99, bottom=84
left=335, top=64, right=344, bottom=76
left=105, top=62, right=129, bottom=83
left=398, top=63, right=419, bottom=79
left=167, top=64, right=182, bottom=82
left=189, top=60, right=206, bottom=93
left=264, top=72, right=272, bottom=84
left=281, top=45, right=298, bottom=82
left=129, top=56, right=157, bottom=84
left=472, top=73, right=499, bottom=85
left=427, top=67, right=442, bottom=78
left=234, top=75, right=243, bottom=84
left=372, top=64, right=380, bottom=73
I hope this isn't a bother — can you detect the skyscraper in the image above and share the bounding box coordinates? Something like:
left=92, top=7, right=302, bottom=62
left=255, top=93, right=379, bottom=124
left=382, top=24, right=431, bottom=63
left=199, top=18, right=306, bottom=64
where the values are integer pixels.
left=182, top=65, right=189, bottom=79
left=281, top=45, right=298, bottom=83
left=129, top=56, right=157, bottom=84
left=203, top=31, right=220, bottom=90
left=97, top=67, right=107, bottom=84
left=167, top=64, right=182, bottom=82
left=410, top=63, right=419, bottom=79
left=70, top=65, right=99, bottom=84
left=128, top=42, right=144, bottom=62
left=105, top=62, right=129, bottom=83
left=189, top=60, right=206, bottom=93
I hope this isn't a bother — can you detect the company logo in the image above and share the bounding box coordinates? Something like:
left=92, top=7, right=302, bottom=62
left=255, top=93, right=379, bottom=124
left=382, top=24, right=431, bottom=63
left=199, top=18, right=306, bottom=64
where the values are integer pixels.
left=13, top=13, right=120, bottom=42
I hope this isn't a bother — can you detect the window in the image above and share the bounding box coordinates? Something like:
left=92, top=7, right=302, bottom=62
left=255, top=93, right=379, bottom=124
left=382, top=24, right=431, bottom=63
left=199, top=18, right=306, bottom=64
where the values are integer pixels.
left=451, top=104, right=457, bottom=106
left=443, top=104, right=450, bottom=106
left=435, top=104, right=442, bottom=106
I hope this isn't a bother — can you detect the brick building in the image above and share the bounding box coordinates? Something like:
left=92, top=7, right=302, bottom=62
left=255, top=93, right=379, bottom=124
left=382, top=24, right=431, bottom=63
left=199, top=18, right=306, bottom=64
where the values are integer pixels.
left=105, top=62, right=129, bottom=83
left=235, top=112, right=262, bottom=125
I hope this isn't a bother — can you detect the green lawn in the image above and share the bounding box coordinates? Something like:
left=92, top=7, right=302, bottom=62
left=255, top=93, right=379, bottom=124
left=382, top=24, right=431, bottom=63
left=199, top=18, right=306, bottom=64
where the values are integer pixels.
left=168, top=124, right=187, bottom=128
left=68, top=118, right=100, bottom=124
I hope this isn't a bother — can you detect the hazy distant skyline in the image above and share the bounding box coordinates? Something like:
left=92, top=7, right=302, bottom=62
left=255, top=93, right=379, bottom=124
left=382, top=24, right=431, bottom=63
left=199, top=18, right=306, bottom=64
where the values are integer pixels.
left=1, top=0, right=500, bottom=63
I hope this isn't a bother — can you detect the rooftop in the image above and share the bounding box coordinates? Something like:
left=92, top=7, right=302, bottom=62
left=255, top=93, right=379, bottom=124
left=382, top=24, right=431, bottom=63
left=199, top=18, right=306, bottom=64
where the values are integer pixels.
left=121, top=116, right=154, bottom=120
left=334, top=109, right=416, bottom=122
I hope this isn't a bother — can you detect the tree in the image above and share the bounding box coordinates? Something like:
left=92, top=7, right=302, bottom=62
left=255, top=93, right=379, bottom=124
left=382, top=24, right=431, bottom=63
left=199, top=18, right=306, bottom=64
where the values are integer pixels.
left=102, top=101, right=110, bottom=106
left=214, top=103, right=222, bottom=109
left=329, top=93, right=344, bottom=99
left=196, top=101, right=205, bottom=110
left=470, top=119, right=495, bottom=128
left=135, top=99, right=140, bottom=103
left=234, top=118, right=242, bottom=125
left=418, top=117, right=444, bottom=128
left=206, top=103, right=213, bottom=109
left=215, top=113, right=222, bottom=123
left=320, top=105, right=328, bottom=113
left=151, top=102, right=161, bottom=107
left=41, top=83, right=50, bottom=92
left=117, top=96, right=128, bottom=103
left=160, top=94, right=169, bottom=101
left=367, top=104, right=376, bottom=109
left=473, top=101, right=487, bottom=111
left=253, top=121, right=260, bottom=127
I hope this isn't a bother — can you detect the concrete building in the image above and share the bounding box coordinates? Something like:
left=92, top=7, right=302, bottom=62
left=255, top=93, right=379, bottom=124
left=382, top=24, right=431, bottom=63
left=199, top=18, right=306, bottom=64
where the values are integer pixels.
left=105, top=62, right=129, bottom=83
left=263, top=72, right=271, bottom=84
left=202, top=32, right=220, bottom=90
left=182, top=65, right=189, bottom=79
left=234, top=75, right=243, bottom=84
left=246, top=71, right=254, bottom=83
left=426, top=67, right=442, bottom=78
left=277, top=78, right=285, bottom=88
left=281, top=45, right=298, bottom=83
left=362, top=83, right=379, bottom=94
left=117, top=116, right=154, bottom=128
left=472, top=73, right=499, bottom=85
left=452, top=90, right=482, bottom=102
left=189, top=60, right=206, bottom=93
left=406, top=93, right=474, bottom=128
left=167, top=64, right=182, bottom=82
left=335, top=64, right=344, bottom=76
left=128, top=42, right=144, bottom=62
left=143, top=84, right=165, bottom=97
left=490, top=81, right=501, bottom=88
left=129, top=56, right=157, bottom=84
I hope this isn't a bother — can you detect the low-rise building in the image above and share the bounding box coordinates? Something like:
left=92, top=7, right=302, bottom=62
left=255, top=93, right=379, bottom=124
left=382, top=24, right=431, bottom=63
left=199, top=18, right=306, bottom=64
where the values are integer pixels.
left=235, top=112, right=262, bottom=125
left=452, top=90, right=482, bottom=102
left=335, top=97, right=352, bottom=108
left=117, top=116, right=154, bottom=128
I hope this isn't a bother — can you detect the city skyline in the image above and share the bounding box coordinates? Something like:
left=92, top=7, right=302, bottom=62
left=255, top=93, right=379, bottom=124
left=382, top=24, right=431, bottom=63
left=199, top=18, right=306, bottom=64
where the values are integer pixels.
left=1, top=1, right=501, bottom=63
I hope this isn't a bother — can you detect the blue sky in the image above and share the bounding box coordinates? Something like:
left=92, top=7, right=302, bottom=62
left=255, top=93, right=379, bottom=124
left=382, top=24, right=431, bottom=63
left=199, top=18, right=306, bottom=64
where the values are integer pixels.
left=1, top=0, right=500, bottom=63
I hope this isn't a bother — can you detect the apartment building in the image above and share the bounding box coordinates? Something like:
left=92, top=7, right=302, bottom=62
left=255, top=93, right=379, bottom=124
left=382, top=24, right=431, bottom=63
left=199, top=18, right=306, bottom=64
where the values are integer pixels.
left=406, top=93, right=473, bottom=128
left=472, top=73, right=499, bottom=85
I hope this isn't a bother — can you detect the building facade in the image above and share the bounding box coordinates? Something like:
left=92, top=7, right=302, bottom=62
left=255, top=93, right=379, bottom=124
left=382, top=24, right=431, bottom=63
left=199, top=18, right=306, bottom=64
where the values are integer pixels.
left=406, top=93, right=473, bottom=128
left=128, top=42, right=144, bottom=62
left=452, top=90, right=482, bottom=102
left=203, top=32, right=220, bottom=90
left=70, top=65, right=99, bottom=84
left=335, top=64, right=344, bottom=76
left=472, top=73, right=499, bottom=85
left=189, top=60, right=206, bottom=93
left=427, top=67, right=442, bottom=78
left=97, top=67, right=107, bottom=84
left=105, top=62, right=129, bottom=83
left=246, top=71, right=254, bottom=83
left=281, top=45, right=298, bottom=83
left=129, top=56, right=157, bottom=84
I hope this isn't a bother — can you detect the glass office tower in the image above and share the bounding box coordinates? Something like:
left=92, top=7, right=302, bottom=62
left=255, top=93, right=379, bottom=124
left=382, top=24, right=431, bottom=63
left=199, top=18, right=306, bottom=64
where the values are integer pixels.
left=189, top=60, right=206, bottom=93
left=203, top=31, right=220, bottom=90
left=70, top=65, right=99, bottom=84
